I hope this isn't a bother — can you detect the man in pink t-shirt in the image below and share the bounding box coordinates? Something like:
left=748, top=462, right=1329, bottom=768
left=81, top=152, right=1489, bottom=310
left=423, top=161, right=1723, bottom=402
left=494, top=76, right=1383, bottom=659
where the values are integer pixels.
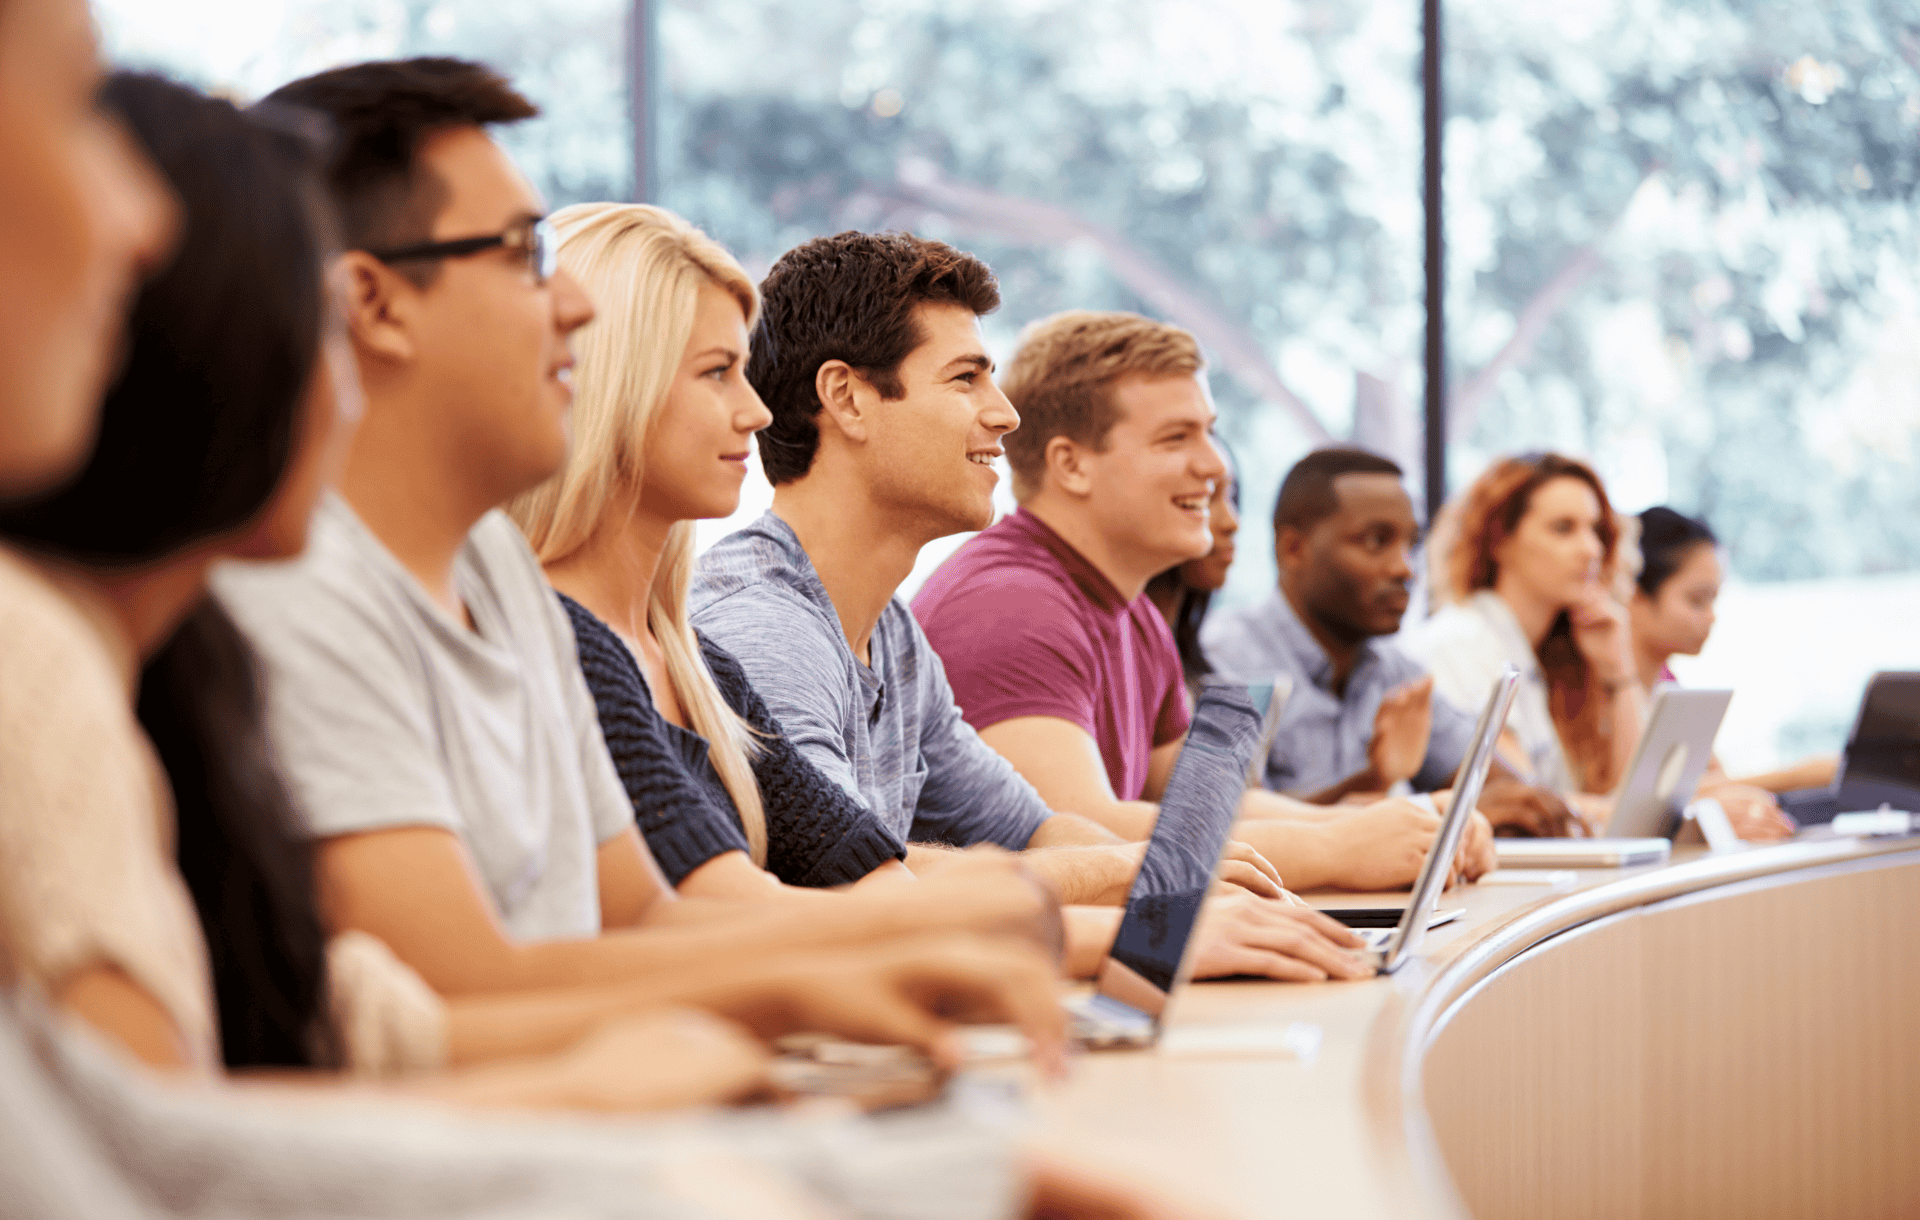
left=913, top=504, right=1190, bottom=802
left=916, top=310, right=1494, bottom=892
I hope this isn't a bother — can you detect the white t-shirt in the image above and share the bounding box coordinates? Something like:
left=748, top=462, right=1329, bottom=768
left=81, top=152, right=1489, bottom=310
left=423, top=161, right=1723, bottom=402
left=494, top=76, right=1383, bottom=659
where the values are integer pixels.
left=1403, top=590, right=1576, bottom=794
left=213, top=494, right=632, bottom=942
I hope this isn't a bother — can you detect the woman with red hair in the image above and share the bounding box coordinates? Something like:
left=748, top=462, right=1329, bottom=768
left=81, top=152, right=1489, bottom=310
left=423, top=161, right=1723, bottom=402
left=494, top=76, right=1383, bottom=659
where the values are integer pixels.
left=1405, top=453, right=1643, bottom=810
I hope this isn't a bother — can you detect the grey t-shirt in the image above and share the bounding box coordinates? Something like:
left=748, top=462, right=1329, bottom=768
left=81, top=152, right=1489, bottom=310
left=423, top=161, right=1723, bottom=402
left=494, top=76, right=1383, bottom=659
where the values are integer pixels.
left=1201, top=588, right=1477, bottom=795
left=689, top=513, right=1051, bottom=850
left=211, top=494, right=632, bottom=942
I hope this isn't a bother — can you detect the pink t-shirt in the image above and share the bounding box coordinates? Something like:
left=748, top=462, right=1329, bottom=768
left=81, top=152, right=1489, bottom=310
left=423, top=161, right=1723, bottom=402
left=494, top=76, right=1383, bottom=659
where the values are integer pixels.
left=911, top=509, right=1191, bottom=802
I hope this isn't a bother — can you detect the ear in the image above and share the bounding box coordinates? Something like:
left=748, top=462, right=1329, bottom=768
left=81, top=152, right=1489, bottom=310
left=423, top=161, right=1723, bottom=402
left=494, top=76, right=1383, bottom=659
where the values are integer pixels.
left=1274, top=524, right=1308, bottom=577
left=1042, top=434, right=1095, bottom=499
left=337, top=251, right=417, bottom=367
left=813, top=359, right=871, bottom=446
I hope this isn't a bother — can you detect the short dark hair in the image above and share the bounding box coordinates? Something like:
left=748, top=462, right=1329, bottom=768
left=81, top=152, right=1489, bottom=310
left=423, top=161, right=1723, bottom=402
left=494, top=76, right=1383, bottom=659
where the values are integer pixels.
left=264, top=57, right=535, bottom=276
left=1273, top=447, right=1405, bottom=535
left=749, top=230, right=1000, bottom=485
left=1636, top=505, right=1717, bottom=597
left=0, top=72, right=331, bottom=563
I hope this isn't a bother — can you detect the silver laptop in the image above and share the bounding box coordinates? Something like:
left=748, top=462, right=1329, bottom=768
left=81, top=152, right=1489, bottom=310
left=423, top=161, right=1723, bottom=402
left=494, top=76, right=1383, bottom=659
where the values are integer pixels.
left=1491, top=686, right=1728, bottom=869
left=1347, top=666, right=1520, bottom=974
left=1068, top=677, right=1288, bottom=1048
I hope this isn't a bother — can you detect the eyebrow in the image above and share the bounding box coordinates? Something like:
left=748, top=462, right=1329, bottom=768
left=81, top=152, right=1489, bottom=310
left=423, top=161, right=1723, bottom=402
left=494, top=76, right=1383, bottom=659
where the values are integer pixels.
left=941, top=353, right=994, bottom=375
left=691, top=345, right=740, bottom=362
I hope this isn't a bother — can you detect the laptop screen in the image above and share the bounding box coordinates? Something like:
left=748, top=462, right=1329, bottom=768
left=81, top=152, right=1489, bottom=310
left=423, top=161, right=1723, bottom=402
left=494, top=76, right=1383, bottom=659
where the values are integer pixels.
left=1101, top=680, right=1274, bottom=1011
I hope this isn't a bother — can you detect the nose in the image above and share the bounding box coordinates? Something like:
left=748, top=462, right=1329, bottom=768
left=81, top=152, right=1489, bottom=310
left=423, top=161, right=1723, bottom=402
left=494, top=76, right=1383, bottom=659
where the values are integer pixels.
left=1387, top=542, right=1415, bottom=581
left=1215, top=494, right=1241, bottom=538
left=1196, top=435, right=1228, bottom=481
left=738, top=382, right=773, bottom=434
left=549, top=267, right=596, bottom=334
left=101, top=114, right=180, bottom=279
left=980, top=376, right=1019, bottom=436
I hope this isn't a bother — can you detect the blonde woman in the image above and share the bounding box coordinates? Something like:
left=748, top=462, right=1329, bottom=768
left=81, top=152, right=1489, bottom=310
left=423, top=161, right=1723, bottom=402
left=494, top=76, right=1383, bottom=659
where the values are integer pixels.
left=512, top=203, right=915, bottom=897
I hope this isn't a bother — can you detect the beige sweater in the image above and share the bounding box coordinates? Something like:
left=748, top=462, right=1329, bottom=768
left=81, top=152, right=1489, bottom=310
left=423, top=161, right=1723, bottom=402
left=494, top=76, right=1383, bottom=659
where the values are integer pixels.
left=0, top=547, right=441, bottom=1076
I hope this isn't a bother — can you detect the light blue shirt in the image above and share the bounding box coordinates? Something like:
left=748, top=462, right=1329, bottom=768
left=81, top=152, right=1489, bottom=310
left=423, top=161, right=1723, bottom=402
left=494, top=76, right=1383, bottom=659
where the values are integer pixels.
left=1200, top=588, right=1478, bottom=795
left=689, top=513, right=1052, bottom=849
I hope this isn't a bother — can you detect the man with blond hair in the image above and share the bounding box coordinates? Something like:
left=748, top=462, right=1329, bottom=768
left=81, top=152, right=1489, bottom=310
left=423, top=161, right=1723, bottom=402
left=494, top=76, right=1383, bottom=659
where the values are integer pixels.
left=913, top=311, right=1494, bottom=890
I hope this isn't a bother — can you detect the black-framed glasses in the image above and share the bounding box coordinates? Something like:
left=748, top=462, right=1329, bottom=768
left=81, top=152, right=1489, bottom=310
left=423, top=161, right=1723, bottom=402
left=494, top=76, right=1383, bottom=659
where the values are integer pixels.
left=365, top=215, right=558, bottom=285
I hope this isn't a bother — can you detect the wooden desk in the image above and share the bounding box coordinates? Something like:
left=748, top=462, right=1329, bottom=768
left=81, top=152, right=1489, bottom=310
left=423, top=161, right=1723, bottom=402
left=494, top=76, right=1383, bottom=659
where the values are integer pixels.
left=1011, top=834, right=1920, bottom=1220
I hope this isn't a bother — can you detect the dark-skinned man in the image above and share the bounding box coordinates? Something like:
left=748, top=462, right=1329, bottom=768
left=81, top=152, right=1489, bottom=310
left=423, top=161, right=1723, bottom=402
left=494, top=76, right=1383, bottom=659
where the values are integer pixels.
left=1202, top=448, right=1584, bottom=836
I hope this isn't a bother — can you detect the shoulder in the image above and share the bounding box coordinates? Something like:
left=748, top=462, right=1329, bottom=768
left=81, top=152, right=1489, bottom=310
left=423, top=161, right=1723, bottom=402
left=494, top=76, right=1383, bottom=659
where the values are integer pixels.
left=0, top=550, right=134, bottom=765
left=914, top=524, right=1078, bottom=620
left=690, top=517, right=803, bottom=612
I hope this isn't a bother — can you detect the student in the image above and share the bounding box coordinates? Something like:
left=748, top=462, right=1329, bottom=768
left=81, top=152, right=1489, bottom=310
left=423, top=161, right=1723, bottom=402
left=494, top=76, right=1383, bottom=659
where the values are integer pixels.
left=1628, top=506, right=1805, bottom=835
left=0, top=0, right=173, bottom=496
left=914, top=311, right=1493, bottom=890
left=1143, top=441, right=1239, bottom=697
left=529, top=208, right=1359, bottom=982
left=693, top=232, right=1369, bottom=980
left=1404, top=452, right=1642, bottom=817
left=206, top=59, right=1068, bottom=1061
left=1201, top=448, right=1582, bottom=835
left=510, top=202, right=912, bottom=894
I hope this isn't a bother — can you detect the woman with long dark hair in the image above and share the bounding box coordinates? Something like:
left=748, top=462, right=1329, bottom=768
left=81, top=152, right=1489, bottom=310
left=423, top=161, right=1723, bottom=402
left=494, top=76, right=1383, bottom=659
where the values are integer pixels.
left=1144, top=440, right=1240, bottom=698
left=0, top=71, right=779, bottom=1099
left=1404, top=452, right=1643, bottom=807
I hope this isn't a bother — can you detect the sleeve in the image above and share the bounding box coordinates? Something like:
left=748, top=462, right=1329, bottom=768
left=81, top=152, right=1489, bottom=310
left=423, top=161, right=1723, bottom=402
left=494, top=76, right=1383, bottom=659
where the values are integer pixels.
left=692, top=587, right=873, bottom=813
left=904, top=626, right=1054, bottom=850
left=0, top=594, right=217, bottom=1069
left=211, top=564, right=467, bottom=842
left=1404, top=612, right=1502, bottom=720
left=325, top=931, right=447, bottom=1078
left=702, top=637, right=906, bottom=888
left=565, top=604, right=750, bottom=885
left=912, top=569, right=1101, bottom=736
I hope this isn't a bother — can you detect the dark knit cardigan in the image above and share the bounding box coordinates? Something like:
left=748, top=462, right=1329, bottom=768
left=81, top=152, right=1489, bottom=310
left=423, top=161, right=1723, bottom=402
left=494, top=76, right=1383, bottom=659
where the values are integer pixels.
left=561, top=593, right=907, bottom=888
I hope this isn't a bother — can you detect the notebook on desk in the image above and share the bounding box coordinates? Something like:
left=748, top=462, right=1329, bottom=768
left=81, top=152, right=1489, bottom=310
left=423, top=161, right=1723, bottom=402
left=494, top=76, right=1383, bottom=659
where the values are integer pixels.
left=1781, top=671, right=1920, bottom=827
left=1334, top=666, right=1520, bottom=974
left=1067, top=676, right=1288, bottom=1049
left=1490, top=686, right=1727, bottom=869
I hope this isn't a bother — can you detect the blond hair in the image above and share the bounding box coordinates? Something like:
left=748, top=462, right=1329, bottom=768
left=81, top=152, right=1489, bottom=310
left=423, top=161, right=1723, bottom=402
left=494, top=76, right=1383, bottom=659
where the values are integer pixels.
left=1000, top=310, right=1206, bottom=499
left=508, top=203, right=767, bottom=863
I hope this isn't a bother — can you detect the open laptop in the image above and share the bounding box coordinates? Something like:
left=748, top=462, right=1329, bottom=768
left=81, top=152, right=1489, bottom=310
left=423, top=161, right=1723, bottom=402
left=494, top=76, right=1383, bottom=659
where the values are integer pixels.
left=1328, top=667, right=1520, bottom=974
left=1067, top=677, right=1288, bottom=1048
left=1492, top=686, right=1728, bottom=869
left=1781, top=671, right=1920, bottom=827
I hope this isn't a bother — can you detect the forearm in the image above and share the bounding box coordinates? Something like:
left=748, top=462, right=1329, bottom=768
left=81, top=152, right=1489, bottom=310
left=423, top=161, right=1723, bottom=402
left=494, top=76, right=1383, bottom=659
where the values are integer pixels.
left=1060, top=906, right=1123, bottom=979
left=1017, top=845, right=1137, bottom=906
left=1025, top=812, right=1124, bottom=848
left=1238, top=787, right=1343, bottom=822
left=1230, top=818, right=1340, bottom=890
left=1047, top=797, right=1157, bottom=841
left=1297, top=766, right=1387, bottom=806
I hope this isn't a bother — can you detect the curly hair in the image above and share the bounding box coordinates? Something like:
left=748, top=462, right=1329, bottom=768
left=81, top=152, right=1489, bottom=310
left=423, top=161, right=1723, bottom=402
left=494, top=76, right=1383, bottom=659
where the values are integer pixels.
left=1429, top=452, right=1623, bottom=792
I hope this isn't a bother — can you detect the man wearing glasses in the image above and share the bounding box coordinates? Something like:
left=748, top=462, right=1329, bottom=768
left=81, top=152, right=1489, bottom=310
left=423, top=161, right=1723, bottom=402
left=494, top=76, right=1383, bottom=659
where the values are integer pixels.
left=211, top=58, right=1070, bottom=1064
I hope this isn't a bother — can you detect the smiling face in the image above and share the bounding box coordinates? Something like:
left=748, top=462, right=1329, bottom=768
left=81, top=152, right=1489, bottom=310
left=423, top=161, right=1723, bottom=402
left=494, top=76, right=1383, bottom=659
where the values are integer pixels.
left=638, top=280, right=771, bottom=524
left=402, top=125, right=594, bottom=508
left=1077, top=373, right=1225, bottom=575
left=1178, top=464, right=1239, bottom=592
left=0, top=0, right=175, bottom=493
left=861, top=301, right=1017, bottom=537
left=1631, top=541, right=1720, bottom=659
left=1493, top=475, right=1609, bottom=610
left=1282, top=471, right=1421, bottom=642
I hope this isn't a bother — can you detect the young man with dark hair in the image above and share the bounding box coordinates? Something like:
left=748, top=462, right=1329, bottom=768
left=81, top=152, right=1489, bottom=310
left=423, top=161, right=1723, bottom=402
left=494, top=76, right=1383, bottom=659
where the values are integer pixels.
left=695, top=233, right=1370, bottom=983
left=915, top=312, right=1496, bottom=890
left=1202, top=448, right=1584, bottom=834
left=211, top=60, right=1074, bottom=1063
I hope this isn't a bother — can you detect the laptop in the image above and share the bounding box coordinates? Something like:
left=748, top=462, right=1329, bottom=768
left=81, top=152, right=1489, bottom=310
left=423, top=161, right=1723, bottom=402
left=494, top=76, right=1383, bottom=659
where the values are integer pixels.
left=1781, top=671, right=1920, bottom=827
left=1068, top=677, right=1288, bottom=1048
left=1324, top=666, right=1520, bottom=974
left=1489, top=686, right=1728, bottom=869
